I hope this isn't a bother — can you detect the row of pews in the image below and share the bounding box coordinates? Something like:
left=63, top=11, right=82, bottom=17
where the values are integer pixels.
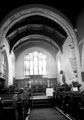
left=0, top=88, right=31, bottom=120
left=53, top=85, right=84, bottom=120
left=1, top=82, right=84, bottom=120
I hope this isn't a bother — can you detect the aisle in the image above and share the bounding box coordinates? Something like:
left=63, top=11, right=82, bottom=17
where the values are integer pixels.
left=29, top=108, right=69, bottom=120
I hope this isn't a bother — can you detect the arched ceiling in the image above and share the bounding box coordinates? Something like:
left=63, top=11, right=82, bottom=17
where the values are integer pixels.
left=6, top=15, right=67, bottom=52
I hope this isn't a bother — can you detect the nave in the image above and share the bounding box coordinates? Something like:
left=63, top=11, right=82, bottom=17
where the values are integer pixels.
left=1, top=3, right=84, bottom=120
left=0, top=83, right=84, bottom=120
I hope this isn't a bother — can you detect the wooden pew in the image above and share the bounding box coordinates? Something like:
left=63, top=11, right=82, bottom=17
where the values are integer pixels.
left=63, top=91, right=84, bottom=120
left=54, top=86, right=65, bottom=109
left=0, top=94, right=15, bottom=120
left=62, top=91, right=71, bottom=113
left=0, top=91, right=30, bottom=120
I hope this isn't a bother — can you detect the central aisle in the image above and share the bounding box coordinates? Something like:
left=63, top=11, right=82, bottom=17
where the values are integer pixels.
left=29, top=108, right=69, bottom=120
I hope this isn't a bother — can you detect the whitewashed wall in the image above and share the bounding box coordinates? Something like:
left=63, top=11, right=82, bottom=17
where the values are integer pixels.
left=56, top=36, right=77, bottom=85
left=15, top=47, right=57, bottom=79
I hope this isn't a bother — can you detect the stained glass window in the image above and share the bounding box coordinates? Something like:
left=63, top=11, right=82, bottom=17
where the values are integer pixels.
left=24, top=51, right=46, bottom=75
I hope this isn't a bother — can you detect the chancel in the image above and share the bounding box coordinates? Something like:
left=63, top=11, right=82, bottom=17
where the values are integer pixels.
left=0, top=2, right=84, bottom=120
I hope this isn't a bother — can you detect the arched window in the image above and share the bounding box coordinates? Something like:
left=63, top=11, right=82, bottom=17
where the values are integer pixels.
left=24, top=51, right=46, bottom=75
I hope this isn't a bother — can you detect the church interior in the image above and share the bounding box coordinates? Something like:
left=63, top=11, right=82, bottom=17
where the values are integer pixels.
left=1, top=1, right=84, bottom=120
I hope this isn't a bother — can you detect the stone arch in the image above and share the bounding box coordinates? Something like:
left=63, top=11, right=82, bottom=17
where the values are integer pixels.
left=0, top=4, right=76, bottom=42
left=0, top=4, right=81, bottom=83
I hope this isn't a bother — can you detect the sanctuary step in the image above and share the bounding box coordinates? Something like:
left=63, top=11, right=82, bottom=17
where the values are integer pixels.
left=30, top=95, right=53, bottom=108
